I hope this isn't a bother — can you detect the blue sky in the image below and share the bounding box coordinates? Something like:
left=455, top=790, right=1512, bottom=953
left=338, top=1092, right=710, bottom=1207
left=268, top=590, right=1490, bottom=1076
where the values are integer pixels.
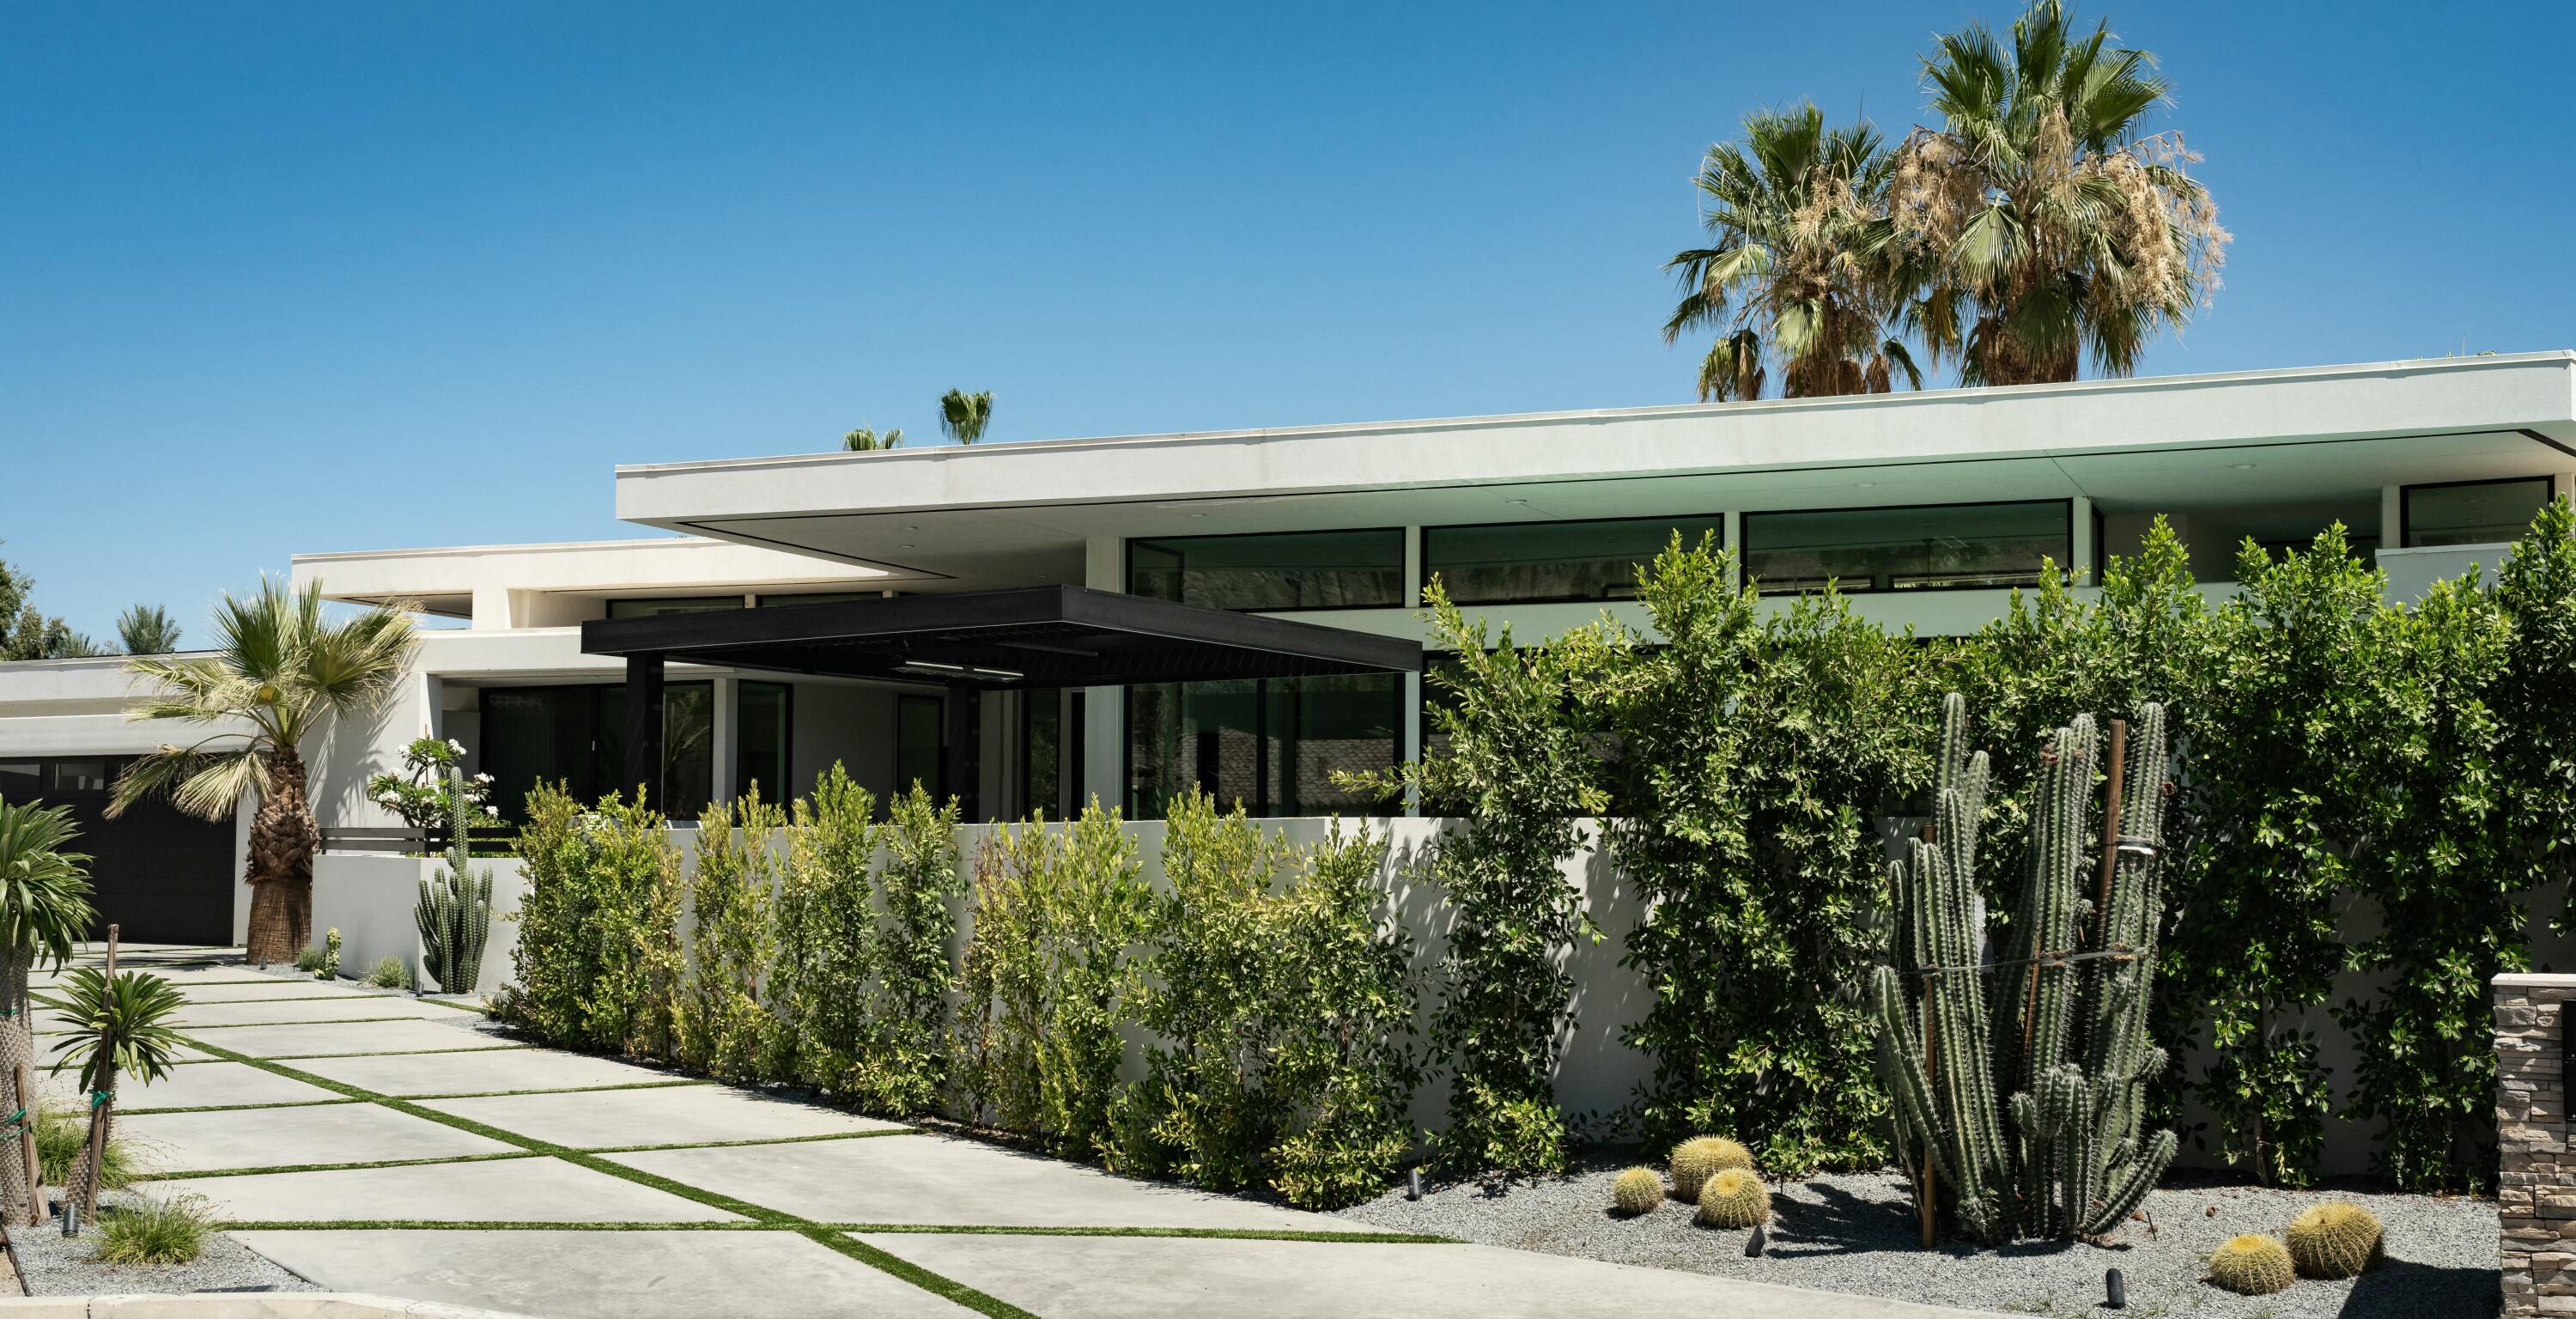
left=4, top=1, right=2571, bottom=643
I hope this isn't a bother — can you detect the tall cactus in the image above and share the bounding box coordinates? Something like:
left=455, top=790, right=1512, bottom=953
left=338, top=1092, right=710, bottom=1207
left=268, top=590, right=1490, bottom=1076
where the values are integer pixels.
left=1873, top=693, right=2179, bottom=1244
left=416, top=765, right=493, bottom=994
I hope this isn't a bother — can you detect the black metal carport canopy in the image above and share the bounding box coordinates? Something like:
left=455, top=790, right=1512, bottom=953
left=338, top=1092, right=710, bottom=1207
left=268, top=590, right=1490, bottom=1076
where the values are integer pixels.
left=578, top=584, right=1422, bottom=689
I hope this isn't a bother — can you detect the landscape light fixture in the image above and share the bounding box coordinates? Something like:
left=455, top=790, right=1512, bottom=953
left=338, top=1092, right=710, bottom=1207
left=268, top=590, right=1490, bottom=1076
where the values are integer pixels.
left=2103, top=1267, right=2125, bottom=1310
left=1406, top=1168, right=1422, bottom=1201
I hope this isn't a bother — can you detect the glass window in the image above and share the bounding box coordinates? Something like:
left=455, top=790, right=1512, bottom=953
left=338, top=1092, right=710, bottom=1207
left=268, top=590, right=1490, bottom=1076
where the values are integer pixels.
left=605, top=597, right=745, bottom=619
left=48, top=760, right=109, bottom=793
left=1744, top=501, right=2069, bottom=594
left=736, top=682, right=792, bottom=803
left=480, top=682, right=714, bottom=823
left=1127, top=529, right=1406, bottom=611
left=1022, top=692, right=1061, bottom=818
left=1424, top=516, right=1725, bottom=604
left=1127, top=672, right=1399, bottom=818
left=2403, top=478, right=2553, bottom=548
left=895, top=695, right=945, bottom=799
left=0, top=763, right=40, bottom=802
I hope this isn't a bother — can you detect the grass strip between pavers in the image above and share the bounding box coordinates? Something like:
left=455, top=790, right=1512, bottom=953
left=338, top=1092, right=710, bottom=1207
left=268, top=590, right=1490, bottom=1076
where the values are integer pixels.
left=202, top=1219, right=1455, bottom=1243
left=827, top=1225, right=1457, bottom=1243
left=122, top=1097, right=365, bottom=1116
left=165, top=1043, right=537, bottom=1064
left=404, top=1079, right=714, bottom=1102
left=173, top=1031, right=1039, bottom=1319
left=179, top=1016, right=485, bottom=1030
left=132, top=1151, right=549, bottom=1182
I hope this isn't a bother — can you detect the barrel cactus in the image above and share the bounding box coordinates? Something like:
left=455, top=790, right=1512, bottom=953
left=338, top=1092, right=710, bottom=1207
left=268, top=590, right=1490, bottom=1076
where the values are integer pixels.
left=2285, top=1201, right=2381, bottom=1279
left=1695, top=1168, right=1770, bottom=1230
left=415, top=765, right=494, bottom=994
left=2208, top=1234, right=2294, bottom=1295
left=1873, top=695, right=2181, bottom=1245
left=1609, top=1167, right=1663, bottom=1217
left=1668, top=1136, right=1753, bottom=1202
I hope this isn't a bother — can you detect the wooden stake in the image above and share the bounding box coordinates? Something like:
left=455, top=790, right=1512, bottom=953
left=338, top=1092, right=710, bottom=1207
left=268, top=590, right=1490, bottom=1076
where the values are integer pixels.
left=2094, top=720, right=2129, bottom=946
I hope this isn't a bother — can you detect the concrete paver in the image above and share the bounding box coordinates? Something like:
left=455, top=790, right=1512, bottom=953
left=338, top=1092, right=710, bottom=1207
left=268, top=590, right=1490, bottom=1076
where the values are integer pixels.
left=852, top=1233, right=2004, bottom=1319
left=152, top=1155, right=744, bottom=1224
left=42, top=1060, right=344, bottom=1112
left=118, top=1098, right=517, bottom=1173
left=289, top=1049, right=696, bottom=1097
left=416, top=1084, right=904, bottom=1150
left=172, top=998, right=472, bottom=1028
left=231, top=1229, right=980, bottom=1319
left=175, top=1019, right=515, bottom=1059
left=173, top=980, right=400, bottom=1002
left=608, top=1132, right=1382, bottom=1232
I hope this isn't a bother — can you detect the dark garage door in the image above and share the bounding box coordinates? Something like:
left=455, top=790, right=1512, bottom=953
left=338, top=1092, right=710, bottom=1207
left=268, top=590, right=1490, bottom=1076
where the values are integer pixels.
left=0, top=758, right=234, bottom=946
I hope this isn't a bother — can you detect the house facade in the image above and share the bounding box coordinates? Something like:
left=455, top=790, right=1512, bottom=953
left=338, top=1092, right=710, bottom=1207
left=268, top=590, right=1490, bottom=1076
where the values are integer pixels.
left=5, top=351, right=2573, bottom=944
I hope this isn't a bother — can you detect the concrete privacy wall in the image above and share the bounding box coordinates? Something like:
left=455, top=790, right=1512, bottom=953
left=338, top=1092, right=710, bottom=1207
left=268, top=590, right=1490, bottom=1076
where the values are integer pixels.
left=311, top=853, right=529, bottom=995
left=2496, top=972, right=2574, bottom=1319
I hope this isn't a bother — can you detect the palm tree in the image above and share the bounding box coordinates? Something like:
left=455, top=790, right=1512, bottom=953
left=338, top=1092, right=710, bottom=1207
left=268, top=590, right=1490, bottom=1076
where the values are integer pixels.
left=1664, top=104, right=1921, bottom=403
left=0, top=799, right=97, bottom=1225
left=938, top=390, right=993, bottom=445
left=1889, top=0, right=2229, bottom=386
left=111, top=580, right=417, bottom=965
left=843, top=427, right=903, bottom=453
left=113, top=605, right=181, bottom=655
left=41, top=968, right=185, bottom=1215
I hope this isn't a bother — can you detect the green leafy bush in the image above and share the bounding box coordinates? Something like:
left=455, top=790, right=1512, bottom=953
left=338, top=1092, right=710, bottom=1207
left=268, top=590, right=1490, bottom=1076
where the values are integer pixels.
left=847, top=783, right=965, bottom=1115
left=367, top=956, right=410, bottom=990
left=675, top=788, right=784, bottom=1082
left=956, top=802, right=1149, bottom=1161
left=36, top=1101, right=134, bottom=1188
left=494, top=785, right=683, bottom=1060
left=767, top=763, right=880, bottom=1092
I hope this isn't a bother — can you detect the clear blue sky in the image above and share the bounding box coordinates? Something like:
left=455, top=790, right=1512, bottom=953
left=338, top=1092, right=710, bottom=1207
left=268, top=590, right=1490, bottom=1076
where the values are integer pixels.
left=5, top=1, right=2571, bottom=643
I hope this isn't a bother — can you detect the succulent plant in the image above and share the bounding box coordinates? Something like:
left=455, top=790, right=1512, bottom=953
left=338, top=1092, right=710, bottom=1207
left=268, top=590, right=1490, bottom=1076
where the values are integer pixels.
left=1695, top=1168, right=1770, bottom=1230
left=1668, top=1135, right=1753, bottom=1202
left=2208, top=1234, right=2295, bottom=1296
left=2284, top=1200, right=2381, bottom=1279
left=415, top=765, right=494, bottom=994
left=1609, top=1166, right=1663, bottom=1217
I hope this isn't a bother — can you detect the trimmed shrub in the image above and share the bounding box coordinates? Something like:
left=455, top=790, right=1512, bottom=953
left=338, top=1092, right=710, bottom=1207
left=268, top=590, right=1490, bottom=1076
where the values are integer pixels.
left=767, top=763, right=878, bottom=1093
left=846, top=783, right=965, bottom=1116
left=493, top=785, right=683, bottom=1060
left=2284, top=1201, right=2381, bottom=1279
left=1694, top=1168, right=1769, bottom=1230
left=2208, top=1233, right=2294, bottom=1295
left=1609, top=1167, right=1663, bottom=1217
left=675, top=788, right=786, bottom=1081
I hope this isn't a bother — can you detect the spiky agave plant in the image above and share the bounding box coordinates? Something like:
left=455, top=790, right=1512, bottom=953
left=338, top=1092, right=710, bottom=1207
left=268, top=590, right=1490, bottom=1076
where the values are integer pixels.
left=0, top=799, right=96, bottom=1225
left=40, top=968, right=186, bottom=1216
left=1873, top=692, right=2179, bottom=1244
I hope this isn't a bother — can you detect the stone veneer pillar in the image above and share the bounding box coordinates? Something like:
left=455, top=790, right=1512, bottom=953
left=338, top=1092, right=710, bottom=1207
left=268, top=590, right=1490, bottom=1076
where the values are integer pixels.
left=2497, top=972, right=2576, bottom=1317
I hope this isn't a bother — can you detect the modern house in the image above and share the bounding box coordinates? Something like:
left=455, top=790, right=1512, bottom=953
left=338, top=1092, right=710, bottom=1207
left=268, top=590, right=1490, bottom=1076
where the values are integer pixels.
left=5, top=351, right=2573, bottom=945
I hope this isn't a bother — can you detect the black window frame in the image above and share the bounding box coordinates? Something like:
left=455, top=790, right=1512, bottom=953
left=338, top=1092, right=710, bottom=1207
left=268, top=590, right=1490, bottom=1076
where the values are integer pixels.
left=1124, top=526, right=1410, bottom=614
left=1420, top=514, right=1728, bottom=606
left=894, top=693, right=945, bottom=800
left=1741, top=497, right=2075, bottom=597
left=1121, top=671, right=1404, bottom=820
left=733, top=680, right=794, bottom=803
left=2398, top=476, right=2555, bottom=549
left=477, top=679, right=715, bottom=823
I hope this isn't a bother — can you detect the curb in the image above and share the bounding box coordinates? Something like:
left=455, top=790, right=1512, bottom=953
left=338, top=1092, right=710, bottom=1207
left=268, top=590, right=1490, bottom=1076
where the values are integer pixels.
left=0, top=1294, right=534, bottom=1318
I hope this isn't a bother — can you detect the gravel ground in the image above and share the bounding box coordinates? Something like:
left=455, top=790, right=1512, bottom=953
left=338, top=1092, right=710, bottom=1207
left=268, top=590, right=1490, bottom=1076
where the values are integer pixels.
left=9, top=1188, right=318, bottom=1297
left=1340, top=1160, right=2499, bottom=1318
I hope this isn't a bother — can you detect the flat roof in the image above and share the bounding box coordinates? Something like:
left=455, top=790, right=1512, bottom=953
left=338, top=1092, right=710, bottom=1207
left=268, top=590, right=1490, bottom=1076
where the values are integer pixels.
left=578, top=585, right=1423, bottom=690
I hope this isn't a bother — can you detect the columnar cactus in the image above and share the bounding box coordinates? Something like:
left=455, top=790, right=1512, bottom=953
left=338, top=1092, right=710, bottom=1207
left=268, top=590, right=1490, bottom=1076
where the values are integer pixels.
left=416, top=765, right=494, bottom=994
left=1872, top=694, right=2180, bottom=1245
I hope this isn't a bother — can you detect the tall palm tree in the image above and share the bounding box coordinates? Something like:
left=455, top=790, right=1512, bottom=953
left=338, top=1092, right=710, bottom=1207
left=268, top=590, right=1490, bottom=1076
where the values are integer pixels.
left=938, top=389, right=993, bottom=445
left=113, top=605, right=182, bottom=655
left=1889, top=0, right=2228, bottom=386
left=0, top=799, right=97, bottom=1225
left=1664, top=104, right=1920, bottom=402
left=111, top=580, right=417, bottom=965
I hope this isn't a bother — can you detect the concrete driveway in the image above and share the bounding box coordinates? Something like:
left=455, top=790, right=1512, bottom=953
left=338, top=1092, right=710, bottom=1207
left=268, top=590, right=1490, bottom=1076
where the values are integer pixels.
left=31, top=948, right=1998, bottom=1319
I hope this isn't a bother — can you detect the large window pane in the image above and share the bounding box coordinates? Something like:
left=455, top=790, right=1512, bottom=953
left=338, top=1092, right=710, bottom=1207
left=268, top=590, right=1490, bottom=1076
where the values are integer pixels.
left=2403, top=477, right=2552, bottom=547
left=1425, top=516, right=1724, bottom=604
left=736, top=682, right=791, bottom=802
left=1022, top=692, right=1061, bottom=818
left=1744, top=501, right=2069, bottom=594
left=895, top=695, right=944, bottom=799
left=1127, top=529, right=1405, bottom=611
left=482, top=682, right=712, bottom=823
left=1127, top=672, right=1398, bottom=818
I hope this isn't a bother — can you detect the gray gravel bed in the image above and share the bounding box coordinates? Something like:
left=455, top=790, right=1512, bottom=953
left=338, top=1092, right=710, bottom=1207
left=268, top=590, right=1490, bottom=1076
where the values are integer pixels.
left=1340, top=1161, right=2498, bottom=1318
left=9, top=1188, right=318, bottom=1297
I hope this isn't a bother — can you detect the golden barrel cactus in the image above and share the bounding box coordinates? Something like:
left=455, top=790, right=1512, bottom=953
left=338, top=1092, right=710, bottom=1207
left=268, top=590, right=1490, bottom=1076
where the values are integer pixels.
left=1695, top=1168, right=1771, bottom=1230
left=1608, top=1167, right=1664, bottom=1217
left=2285, top=1201, right=2382, bottom=1279
left=2208, top=1234, right=2294, bottom=1296
left=1668, top=1136, right=1753, bottom=1202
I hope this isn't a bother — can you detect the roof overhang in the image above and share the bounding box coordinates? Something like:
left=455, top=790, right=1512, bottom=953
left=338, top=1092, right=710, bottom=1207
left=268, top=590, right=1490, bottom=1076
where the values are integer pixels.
left=607, top=354, right=2576, bottom=588
left=578, top=585, right=1422, bottom=690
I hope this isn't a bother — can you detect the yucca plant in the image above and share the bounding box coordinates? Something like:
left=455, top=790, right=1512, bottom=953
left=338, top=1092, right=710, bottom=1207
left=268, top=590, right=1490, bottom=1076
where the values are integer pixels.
left=41, top=969, right=186, bottom=1218
left=111, top=578, right=417, bottom=965
left=0, top=799, right=97, bottom=1225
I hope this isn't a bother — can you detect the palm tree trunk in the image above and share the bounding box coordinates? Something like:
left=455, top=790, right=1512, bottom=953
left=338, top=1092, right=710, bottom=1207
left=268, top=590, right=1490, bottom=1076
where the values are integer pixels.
left=245, top=751, right=320, bottom=965
left=0, top=951, right=30, bottom=1225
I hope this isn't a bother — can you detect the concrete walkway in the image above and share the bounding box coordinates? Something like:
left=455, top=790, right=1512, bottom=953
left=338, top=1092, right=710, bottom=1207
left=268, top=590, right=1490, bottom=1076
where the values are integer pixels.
left=28, top=948, right=2001, bottom=1319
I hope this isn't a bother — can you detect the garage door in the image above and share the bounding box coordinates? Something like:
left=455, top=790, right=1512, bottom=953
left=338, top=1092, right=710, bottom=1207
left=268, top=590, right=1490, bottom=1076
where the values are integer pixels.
left=0, top=758, right=234, bottom=946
